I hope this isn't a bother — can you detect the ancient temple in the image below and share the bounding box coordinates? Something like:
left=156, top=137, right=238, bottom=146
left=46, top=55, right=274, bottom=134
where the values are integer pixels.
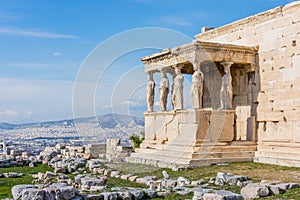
left=127, top=1, right=300, bottom=169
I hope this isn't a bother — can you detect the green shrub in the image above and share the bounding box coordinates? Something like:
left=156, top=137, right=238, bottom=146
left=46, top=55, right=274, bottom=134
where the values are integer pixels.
left=130, top=132, right=144, bottom=150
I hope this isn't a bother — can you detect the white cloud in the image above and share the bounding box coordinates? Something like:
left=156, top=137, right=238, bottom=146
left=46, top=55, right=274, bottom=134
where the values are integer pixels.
left=3, top=61, right=77, bottom=70
left=121, top=100, right=140, bottom=107
left=121, top=96, right=145, bottom=107
left=52, top=52, right=62, bottom=56
left=0, top=78, right=73, bottom=123
left=0, top=110, right=18, bottom=118
left=0, top=110, right=32, bottom=118
left=0, top=27, right=79, bottom=39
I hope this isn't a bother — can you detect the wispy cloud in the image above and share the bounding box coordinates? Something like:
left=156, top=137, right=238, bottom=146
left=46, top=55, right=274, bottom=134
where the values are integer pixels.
left=121, top=96, right=146, bottom=108
left=0, top=14, right=19, bottom=20
left=0, top=78, right=73, bottom=123
left=0, top=110, right=32, bottom=118
left=3, top=61, right=77, bottom=70
left=7, top=62, right=56, bottom=69
left=0, top=110, right=18, bottom=118
left=52, top=52, right=62, bottom=56
left=0, top=27, right=79, bottom=39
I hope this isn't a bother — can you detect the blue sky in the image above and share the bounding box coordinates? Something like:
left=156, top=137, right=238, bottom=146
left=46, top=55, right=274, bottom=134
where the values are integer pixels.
left=0, top=0, right=296, bottom=123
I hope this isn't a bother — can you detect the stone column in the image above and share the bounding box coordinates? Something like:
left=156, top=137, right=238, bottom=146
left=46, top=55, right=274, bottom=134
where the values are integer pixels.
left=190, top=62, right=204, bottom=109
left=146, top=72, right=155, bottom=112
left=219, top=62, right=234, bottom=110
left=172, top=67, right=184, bottom=110
left=159, top=70, right=169, bottom=111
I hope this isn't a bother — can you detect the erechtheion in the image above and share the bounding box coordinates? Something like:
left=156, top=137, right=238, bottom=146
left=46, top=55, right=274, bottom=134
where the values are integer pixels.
left=127, top=1, right=300, bottom=169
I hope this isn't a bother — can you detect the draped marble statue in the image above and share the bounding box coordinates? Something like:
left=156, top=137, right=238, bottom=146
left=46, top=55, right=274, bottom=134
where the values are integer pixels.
left=172, top=68, right=184, bottom=110
left=159, top=71, right=169, bottom=111
left=190, top=64, right=203, bottom=109
left=146, top=72, right=155, bottom=112
left=170, top=72, right=176, bottom=109
left=220, top=62, right=233, bottom=109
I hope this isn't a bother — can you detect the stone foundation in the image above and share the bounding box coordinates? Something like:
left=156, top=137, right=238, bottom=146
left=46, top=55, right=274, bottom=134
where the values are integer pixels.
left=143, top=109, right=235, bottom=147
left=128, top=109, right=256, bottom=169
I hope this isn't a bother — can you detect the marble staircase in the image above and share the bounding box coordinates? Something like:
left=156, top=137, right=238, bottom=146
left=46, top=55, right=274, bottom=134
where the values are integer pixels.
left=126, top=141, right=257, bottom=170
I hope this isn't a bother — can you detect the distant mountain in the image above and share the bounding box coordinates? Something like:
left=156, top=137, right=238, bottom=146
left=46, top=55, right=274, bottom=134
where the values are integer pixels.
left=0, top=113, right=144, bottom=130
left=0, top=122, right=17, bottom=130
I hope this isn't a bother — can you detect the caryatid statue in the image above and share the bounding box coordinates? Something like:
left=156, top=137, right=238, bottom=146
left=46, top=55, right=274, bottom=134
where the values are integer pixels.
left=172, top=67, right=184, bottom=110
left=146, top=72, right=155, bottom=112
left=159, top=71, right=169, bottom=111
left=170, top=72, right=176, bottom=109
left=219, top=62, right=233, bottom=109
left=190, top=63, right=203, bottom=109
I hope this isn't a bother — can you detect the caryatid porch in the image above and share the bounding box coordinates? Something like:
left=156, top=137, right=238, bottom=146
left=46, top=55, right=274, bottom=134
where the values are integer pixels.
left=128, top=41, right=259, bottom=169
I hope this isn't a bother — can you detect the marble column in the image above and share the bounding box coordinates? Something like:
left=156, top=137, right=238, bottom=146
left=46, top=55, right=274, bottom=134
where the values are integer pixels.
left=219, top=62, right=234, bottom=110
left=159, top=70, right=169, bottom=111
left=146, top=72, right=155, bottom=112
left=172, top=67, right=184, bottom=110
left=190, top=62, right=204, bottom=109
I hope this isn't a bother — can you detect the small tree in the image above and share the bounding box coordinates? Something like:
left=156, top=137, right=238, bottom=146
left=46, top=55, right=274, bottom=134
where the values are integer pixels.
left=130, top=132, right=144, bottom=150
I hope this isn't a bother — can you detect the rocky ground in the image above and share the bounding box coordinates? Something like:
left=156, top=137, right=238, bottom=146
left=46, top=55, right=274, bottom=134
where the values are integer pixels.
left=1, top=145, right=300, bottom=199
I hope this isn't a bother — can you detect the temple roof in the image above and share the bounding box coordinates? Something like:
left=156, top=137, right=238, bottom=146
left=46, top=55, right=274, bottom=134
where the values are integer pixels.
left=141, top=40, right=259, bottom=73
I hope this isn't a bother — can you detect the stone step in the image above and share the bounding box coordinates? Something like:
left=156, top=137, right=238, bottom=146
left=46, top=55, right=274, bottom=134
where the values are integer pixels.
left=254, top=156, right=300, bottom=168
left=257, top=144, right=300, bottom=154
left=129, top=152, right=192, bottom=165
left=133, top=147, right=255, bottom=162
left=129, top=141, right=257, bottom=169
left=191, top=151, right=255, bottom=159
left=126, top=156, right=190, bottom=169
left=194, top=145, right=257, bottom=153
left=128, top=153, right=254, bottom=168
left=135, top=144, right=256, bottom=159
left=138, top=142, right=256, bottom=153
left=143, top=141, right=256, bottom=152
left=135, top=148, right=192, bottom=158
left=258, top=141, right=300, bottom=148
left=190, top=157, right=254, bottom=166
left=255, top=151, right=300, bottom=161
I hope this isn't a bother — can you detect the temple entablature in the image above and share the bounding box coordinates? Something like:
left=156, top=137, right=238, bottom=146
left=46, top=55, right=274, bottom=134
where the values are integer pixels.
left=142, top=40, right=258, bottom=75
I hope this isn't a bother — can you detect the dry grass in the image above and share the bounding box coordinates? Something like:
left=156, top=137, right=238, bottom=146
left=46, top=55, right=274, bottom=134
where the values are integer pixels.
left=109, top=162, right=300, bottom=183
left=109, top=162, right=300, bottom=199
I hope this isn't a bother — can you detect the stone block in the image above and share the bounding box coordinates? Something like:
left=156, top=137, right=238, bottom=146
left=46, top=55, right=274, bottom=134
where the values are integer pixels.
left=241, top=183, right=269, bottom=199
left=22, top=188, right=45, bottom=200
left=247, top=34, right=264, bottom=45
left=145, top=115, right=155, bottom=140
left=282, top=1, right=300, bottom=15
left=294, top=10, right=300, bottom=23
left=210, top=111, right=234, bottom=142
left=12, top=185, right=37, bottom=200
left=178, top=124, right=197, bottom=143
left=255, top=21, right=274, bottom=34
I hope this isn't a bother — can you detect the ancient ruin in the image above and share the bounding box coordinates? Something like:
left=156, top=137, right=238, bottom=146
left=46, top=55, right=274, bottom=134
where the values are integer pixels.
left=128, top=1, right=300, bottom=169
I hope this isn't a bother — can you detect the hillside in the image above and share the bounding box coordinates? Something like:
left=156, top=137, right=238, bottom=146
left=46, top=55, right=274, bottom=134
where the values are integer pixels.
left=0, top=113, right=144, bottom=141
